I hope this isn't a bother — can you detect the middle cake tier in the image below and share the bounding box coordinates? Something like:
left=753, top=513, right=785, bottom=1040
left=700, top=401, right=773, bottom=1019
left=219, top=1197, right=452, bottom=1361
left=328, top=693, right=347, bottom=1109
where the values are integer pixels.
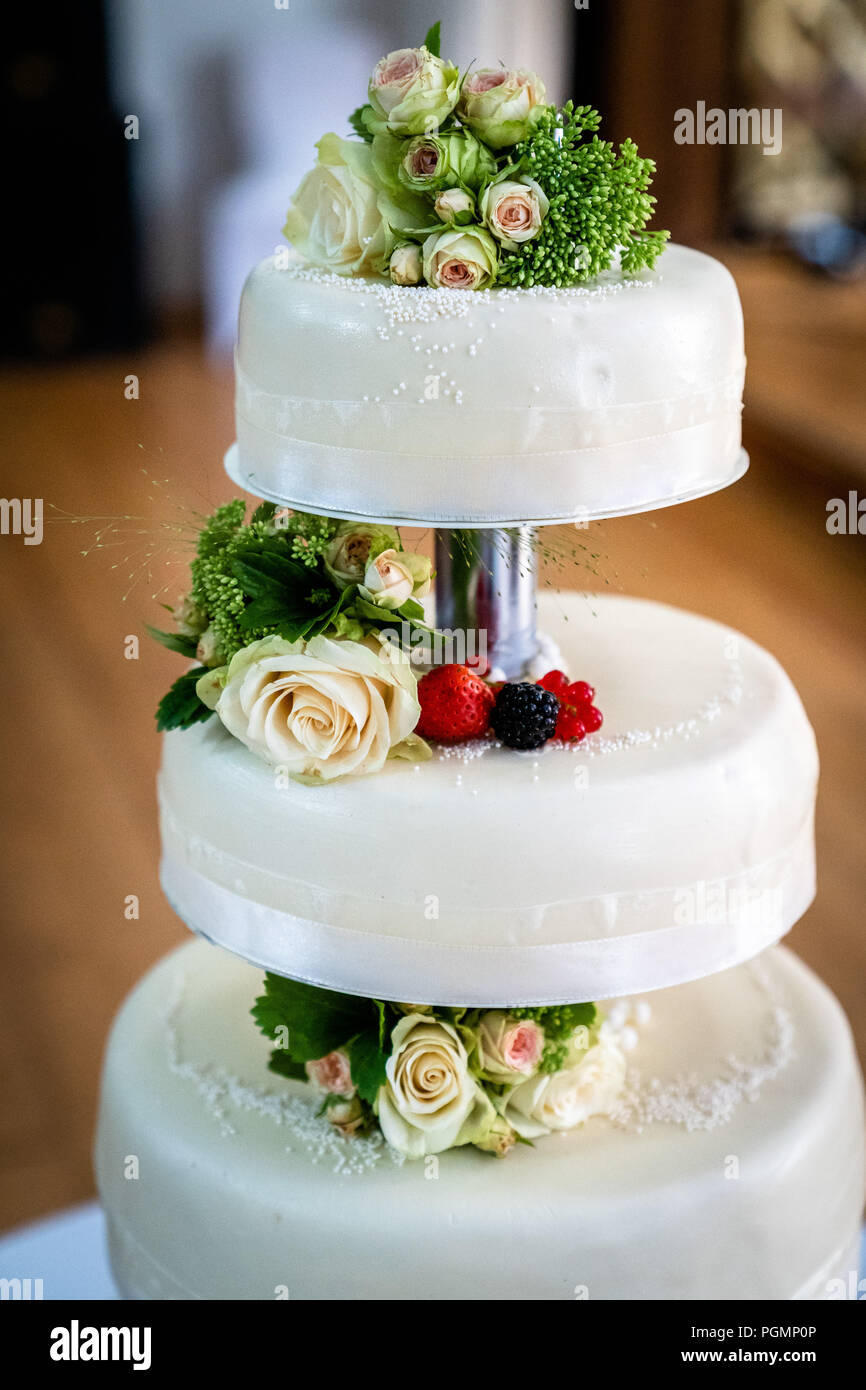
left=159, top=593, right=817, bottom=1004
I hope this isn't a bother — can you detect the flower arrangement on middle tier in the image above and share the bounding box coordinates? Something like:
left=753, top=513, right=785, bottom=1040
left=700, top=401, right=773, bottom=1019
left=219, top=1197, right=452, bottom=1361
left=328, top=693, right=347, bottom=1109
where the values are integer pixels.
left=151, top=499, right=434, bottom=781
left=150, top=500, right=606, bottom=782
left=252, top=974, right=628, bottom=1159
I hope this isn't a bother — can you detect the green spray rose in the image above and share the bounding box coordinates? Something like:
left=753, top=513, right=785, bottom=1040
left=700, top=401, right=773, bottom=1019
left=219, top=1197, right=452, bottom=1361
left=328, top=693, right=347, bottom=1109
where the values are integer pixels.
left=458, top=68, right=547, bottom=149
left=422, top=226, right=498, bottom=290
left=365, top=46, right=460, bottom=137
left=480, top=177, right=549, bottom=250
left=398, top=129, right=497, bottom=193
left=323, top=522, right=401, bottom=590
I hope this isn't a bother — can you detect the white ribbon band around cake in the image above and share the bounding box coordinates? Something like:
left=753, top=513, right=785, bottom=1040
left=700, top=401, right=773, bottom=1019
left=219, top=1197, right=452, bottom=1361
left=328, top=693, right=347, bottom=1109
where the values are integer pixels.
left=226, top=435, right=749, bottom=528
left=159, top=818, right=814, bottom=1005
left=231, top=244, right=748, bottom=525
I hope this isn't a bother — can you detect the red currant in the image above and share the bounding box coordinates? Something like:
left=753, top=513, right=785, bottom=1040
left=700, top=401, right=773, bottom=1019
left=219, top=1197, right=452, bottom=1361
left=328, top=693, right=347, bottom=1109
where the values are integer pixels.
left=566, top=680, right=595, bottom=705
left=538, top=669, right=570, bottom=696
left=556, top=709, right=586, bottom=742
left=581, top=704, right=603, bottom=732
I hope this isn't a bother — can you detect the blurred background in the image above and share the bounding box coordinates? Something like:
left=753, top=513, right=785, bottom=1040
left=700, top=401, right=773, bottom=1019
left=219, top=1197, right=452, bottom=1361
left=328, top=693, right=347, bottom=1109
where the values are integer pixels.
left=1, top=0, right=864, bottom=1234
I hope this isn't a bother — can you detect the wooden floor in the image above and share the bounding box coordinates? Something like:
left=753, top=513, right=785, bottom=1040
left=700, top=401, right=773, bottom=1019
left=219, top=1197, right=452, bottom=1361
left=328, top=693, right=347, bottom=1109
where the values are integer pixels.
left=1, top=254, right=865, bottom=1233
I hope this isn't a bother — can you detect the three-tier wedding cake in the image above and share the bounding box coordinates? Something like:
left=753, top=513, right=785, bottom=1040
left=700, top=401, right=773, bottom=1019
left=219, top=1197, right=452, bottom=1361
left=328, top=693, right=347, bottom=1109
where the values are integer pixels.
left=95, top=26, right=865, bottom=1300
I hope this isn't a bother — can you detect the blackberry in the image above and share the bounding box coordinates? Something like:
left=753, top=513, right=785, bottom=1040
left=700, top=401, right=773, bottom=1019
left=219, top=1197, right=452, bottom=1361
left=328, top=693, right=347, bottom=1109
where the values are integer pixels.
left=491, top=682, right=559, bottom=750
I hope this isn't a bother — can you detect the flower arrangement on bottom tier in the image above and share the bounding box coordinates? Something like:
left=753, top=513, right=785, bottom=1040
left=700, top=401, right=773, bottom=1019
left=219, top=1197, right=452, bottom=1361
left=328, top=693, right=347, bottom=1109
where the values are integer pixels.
left=252, top=975, right=626, bottom=1158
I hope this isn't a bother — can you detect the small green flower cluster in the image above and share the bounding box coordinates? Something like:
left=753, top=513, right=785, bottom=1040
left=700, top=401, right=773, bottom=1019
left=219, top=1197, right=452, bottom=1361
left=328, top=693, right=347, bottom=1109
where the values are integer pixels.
left=496, top=103, right=670, bottom=288
left=152, top=500, right=434, bottom=733
left=511, top=1000, right=598, bottom=1072
left=190, top=501, right=268, bottom=658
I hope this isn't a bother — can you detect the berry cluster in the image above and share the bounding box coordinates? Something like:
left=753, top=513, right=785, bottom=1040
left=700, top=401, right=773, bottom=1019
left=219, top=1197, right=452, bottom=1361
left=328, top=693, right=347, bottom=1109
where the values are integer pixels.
left=415, top=665, right=603, bottom=751
left=537, top=670, right=604, bottom=744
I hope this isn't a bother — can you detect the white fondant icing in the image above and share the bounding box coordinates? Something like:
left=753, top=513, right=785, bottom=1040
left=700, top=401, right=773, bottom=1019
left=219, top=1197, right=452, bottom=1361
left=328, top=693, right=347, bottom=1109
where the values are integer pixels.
left=95, top=939, right=866, bottom=1300
left=157, top=594, right=818, bottom=1002
left=229, top=245, right=747, bottom=524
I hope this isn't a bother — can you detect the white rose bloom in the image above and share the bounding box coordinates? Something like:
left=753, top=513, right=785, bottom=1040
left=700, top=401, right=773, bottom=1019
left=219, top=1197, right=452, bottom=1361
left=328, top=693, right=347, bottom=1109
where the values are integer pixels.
left=376, top=1014, right=495, bottom=1158
left=481, top=177, right=549, bottom=250
left=505, top=1038, right=626, bottom=1139
left=283, top=134, right=386, bottom=277
left=200, top=633, right=427, bottom=782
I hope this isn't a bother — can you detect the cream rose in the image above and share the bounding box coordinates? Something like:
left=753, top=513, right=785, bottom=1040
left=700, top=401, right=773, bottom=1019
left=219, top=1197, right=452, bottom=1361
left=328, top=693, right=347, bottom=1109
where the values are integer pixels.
left=475, top=1012, right=544, bottom=1082
left=458, top=68, right=547, bottom=149
left=323, top=522, right=400, bottom=589
left=434, top=187, right=475, bottom=223
left=173, top=592, right=206, bottom=639
left=389, top=243, right=423, bottom=285
left=283, top=134, right=386, bottom=276
left=481, top=178, right=549, bottom=250
left=326, top=1095, right=365, bottom=1137
left=199, top=633, right=427, bottom=782
left=422, top=226, right=498, bottom=290
left=305, top=1050, right=354, bottom=1096
left=505, top=1039, right=626, bottom=1139
left=195, top=624, right=224, bottom=668
left=359, top=548, right=432, bottom=610
left=473, top=1115, right=517, bottom=1158
left=367, top=46, right=460, bottom=136
left=376, top=1014, right=495, bottom=1158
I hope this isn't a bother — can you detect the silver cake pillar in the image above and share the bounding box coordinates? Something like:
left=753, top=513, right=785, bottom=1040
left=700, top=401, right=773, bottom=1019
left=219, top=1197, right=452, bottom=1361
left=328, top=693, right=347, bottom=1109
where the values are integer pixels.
left=433, top=528, right=539, bottom=680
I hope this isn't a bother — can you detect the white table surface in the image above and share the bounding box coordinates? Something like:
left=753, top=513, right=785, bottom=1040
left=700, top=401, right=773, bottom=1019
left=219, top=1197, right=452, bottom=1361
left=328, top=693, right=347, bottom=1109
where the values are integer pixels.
left=0, top=1202, right=863, bottom=1300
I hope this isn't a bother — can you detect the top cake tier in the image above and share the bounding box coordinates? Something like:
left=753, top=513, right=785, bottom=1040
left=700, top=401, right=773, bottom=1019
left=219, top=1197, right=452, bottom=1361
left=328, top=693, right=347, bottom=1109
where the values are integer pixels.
left=227, top=244, right=746, bottom=527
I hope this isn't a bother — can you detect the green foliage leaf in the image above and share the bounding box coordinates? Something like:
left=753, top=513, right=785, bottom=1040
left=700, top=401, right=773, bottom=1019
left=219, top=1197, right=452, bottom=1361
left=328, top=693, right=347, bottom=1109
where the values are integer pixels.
left=155, top=667, right=214, bottom=732
left=349, top=104, right=375, bottom=143
left=350, top=596, right=394, bottom=625
left=230, top=546, right=311, bottom=599
left=267, top=1050, right=308, bottom=1081
left=350, top=1028, right=389, bottom=1106
left=423, top=21, right=441, bottom=57
left=145, top=625, right=198, bottom=659
left=250, top=500, right=278, bottom=525
left=396, top=598, right=425, bottom=622
left=252, top=974, right=373, bottom=1063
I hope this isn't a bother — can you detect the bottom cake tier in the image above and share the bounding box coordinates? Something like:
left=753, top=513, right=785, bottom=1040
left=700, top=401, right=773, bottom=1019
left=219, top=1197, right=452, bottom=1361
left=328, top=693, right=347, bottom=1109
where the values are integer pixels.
left=95, top=939, right=864, bottom=1301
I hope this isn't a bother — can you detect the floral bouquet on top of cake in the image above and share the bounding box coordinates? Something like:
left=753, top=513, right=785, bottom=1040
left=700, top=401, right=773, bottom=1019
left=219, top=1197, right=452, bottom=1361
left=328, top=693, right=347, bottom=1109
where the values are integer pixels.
left=252, top=974, right=635, bottom=1159
left=282, top=20, right=668, bottom=291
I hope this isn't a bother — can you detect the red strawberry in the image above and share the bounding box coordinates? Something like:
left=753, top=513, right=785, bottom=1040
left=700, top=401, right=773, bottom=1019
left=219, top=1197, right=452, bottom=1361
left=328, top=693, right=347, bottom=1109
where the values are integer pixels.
left=416, top=664, right=495, bottom=743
